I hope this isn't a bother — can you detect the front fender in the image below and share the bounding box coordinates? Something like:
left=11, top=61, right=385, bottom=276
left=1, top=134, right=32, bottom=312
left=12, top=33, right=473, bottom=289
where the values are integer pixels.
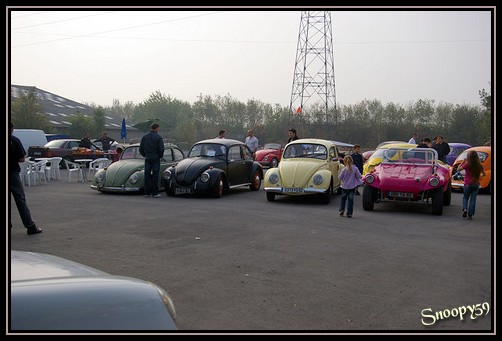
left=309, top=169, right=332, bottom=190
left=199, top=168, right=226, bottom=189
left=264, top=167, right=280, bottom=187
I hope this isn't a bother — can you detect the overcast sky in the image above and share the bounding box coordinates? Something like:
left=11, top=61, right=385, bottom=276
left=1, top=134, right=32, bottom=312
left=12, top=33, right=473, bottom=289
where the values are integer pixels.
left=9, top=8, right=493, bottom=109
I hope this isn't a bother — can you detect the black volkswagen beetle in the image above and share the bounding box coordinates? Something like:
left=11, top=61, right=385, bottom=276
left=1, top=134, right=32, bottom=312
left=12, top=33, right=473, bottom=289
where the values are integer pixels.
left=161, top=138, right=263, bottom=197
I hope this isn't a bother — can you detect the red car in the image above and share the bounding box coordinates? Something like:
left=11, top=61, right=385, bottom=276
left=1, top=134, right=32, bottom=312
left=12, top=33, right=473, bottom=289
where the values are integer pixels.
left=254, top=143, right=284, bottom=168
left=362, top=147, right=452, bottom=215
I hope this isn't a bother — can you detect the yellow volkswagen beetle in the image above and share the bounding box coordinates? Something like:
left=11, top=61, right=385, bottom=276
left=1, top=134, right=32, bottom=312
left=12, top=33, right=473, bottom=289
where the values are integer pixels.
left=363, top=143, right=417, bottom=175
left=263, top=138, right=343, bottom=204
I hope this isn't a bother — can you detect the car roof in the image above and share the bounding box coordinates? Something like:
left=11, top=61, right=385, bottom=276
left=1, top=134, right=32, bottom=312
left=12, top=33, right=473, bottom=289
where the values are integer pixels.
left=287, top=138, right=335, bottom=146
left=195, top=138, right=243, bottom=146
left=464, top=146, right=491, bottom=153
left=448, top=142, right=472, bottom=147
left=125, top=143, right=179, bottom=148
left=330, top=140, right=355, bottom=148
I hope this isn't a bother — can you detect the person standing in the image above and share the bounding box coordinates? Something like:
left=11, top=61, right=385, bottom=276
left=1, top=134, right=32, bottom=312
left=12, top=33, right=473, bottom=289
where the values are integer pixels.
left=457, top=150, right=486, bottom=220
left=139, top=123, right=164, bottom=198
left=432, top=135, right=451, bottom=163
left=244, top=129, right=259, bottom=154
left=95, top=132, right=115, bottom=152
left=338, top=155, right=363, bottom=218
left=216, top=130, right=226, bottom=139
left=287, top=128, right=299, bottom=143
left=408, top=132, right=418, bottom=144
left=79, top=132, right=96, bottom=149
left=9, top=122, right=42, bottom=235
left=351, top=144, right=364, bottom=195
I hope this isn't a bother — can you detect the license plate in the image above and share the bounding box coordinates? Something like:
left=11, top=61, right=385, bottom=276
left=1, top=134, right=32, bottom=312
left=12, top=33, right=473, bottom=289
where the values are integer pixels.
left=283, top=188, right=304, bottom=193
left=175, top=187, right=192, bottom=194
left=33, top=152, right=42, bottom=156
left=388, top=191, right=413, bottom=198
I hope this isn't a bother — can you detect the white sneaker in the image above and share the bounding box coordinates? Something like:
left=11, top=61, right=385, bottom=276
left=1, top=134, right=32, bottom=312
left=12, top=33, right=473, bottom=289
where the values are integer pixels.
left=152, top=194, right=162, bottom=198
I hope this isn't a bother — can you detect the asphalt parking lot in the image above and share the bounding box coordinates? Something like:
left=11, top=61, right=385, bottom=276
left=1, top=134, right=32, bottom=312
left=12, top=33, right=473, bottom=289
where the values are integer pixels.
left=8, top=171, right=493, bottom=333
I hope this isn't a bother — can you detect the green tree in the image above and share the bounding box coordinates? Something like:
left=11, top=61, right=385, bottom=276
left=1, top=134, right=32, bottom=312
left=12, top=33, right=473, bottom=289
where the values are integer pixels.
left=478, top=86, right=492, bottom=143
left=92, top=106, right=106, bottom=137
left=68, top=112, right=95, bottom=138
left=11, top=90, right=53, bottom=132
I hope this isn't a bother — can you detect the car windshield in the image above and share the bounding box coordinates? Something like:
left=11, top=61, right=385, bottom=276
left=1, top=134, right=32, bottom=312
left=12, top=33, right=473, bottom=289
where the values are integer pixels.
left=189, top=143, right=226, bottom=158
left=381, top=148, right=437, bottom=164
left=121, top=146, right=143, bottom=160
left=44, top=139, right=73, bottom=148
left=264, top=143, right=281, bottom=150
left=456, top=150, right=489, bottom=163
left=283, top=143, right=327, bottom=160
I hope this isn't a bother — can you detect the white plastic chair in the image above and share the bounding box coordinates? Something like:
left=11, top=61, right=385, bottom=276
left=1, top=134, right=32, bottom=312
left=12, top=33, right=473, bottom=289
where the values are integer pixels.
left=45, top=157, right=62, bottom=181
left=65, top=160, right=84, bottom=183
left=31, top=160, right=47, bottom=184
left=19, top=162, right=32, bottom=187
left=88, top=158, right=112, bottom=179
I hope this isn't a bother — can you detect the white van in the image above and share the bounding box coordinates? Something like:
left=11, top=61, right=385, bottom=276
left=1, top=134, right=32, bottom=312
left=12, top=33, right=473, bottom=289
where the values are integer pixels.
left=13, top=129, right=48, bottom=150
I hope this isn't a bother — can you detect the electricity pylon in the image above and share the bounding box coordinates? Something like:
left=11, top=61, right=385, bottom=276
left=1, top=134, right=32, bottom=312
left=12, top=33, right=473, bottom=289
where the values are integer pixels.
left=289, top=11, right=337, bottom=137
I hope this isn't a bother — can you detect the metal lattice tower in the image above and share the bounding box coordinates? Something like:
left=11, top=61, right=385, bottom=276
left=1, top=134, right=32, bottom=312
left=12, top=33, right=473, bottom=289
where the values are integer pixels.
left=289, top=11, right=337, bottom=130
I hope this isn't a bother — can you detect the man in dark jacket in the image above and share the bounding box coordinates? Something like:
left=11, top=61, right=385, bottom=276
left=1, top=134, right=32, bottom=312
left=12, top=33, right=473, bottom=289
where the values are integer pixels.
left=139, top=123, right=165, bottom=198
left=432, top=135, right=451, bottom=163
left=95, top=132, right=115, bottom=152
left=9, top=122, right=42, bottom=235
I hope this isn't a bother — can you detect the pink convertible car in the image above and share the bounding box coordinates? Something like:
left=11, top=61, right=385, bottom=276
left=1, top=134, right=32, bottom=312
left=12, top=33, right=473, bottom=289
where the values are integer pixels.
left=362, top=147, right=452, bottom=215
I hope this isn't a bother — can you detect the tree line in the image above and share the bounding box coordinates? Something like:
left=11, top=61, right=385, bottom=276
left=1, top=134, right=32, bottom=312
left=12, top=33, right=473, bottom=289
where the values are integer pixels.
left=11, top=88, right=492, bottom=150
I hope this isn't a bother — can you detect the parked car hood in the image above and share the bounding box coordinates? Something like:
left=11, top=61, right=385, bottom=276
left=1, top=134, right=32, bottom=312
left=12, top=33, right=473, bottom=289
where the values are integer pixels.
left=278, top=159, right=326, bottom=187
left=376, top=163, right=435, bottom=192
left=174, top=157, right=225, bottom=184
left=103, top=159, right=144, bottom=185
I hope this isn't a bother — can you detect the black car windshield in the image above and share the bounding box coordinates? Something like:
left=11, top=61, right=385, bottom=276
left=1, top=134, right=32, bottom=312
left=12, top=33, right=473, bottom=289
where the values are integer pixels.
left=283, top=143, right=327, bottom=160
left=189, top=143, right=226, bottom=158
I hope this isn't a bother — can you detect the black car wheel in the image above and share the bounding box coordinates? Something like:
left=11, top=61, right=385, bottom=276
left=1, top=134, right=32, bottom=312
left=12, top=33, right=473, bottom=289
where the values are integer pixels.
left=266, top=192, right=276, bottom=202
left=432, top=188, right=444, bottom=215
left=443, top=181, right=452, bottom=206
left=166, top=184, right=175, bottom=197
left=320, top=180, right=332, bottom=204
left=362, top=184, right=375, bottom=211
left=249, top=170, right=262, bottom=191
left=270, top=158, right=278, bottom=168
left=212, top=175, right=224, bottom=198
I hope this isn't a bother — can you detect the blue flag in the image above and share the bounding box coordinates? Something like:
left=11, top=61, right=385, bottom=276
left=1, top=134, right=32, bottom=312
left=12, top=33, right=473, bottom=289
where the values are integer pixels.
left=120, top=118, right=127, bottom=140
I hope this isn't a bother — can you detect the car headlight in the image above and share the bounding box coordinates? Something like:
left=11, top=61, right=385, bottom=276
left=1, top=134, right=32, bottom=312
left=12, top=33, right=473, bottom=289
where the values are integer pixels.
left=200, top=172, right=210, bottom=183
left=313, top=174, right=323, bottom=185
left=129, top=173, right=139, bottom=184
left=153, top=285, right=177, bottom=321
left=163, top=170, right=172, bottom=180
left=95, top=172, right=105, bottom=182
left=429, top=177, right=440, bottom=187
left=263, top=156, right=269, bottom=161
left=365, top=174, right=375, bottom=184
left=268, top=173, right=279, bottom=184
